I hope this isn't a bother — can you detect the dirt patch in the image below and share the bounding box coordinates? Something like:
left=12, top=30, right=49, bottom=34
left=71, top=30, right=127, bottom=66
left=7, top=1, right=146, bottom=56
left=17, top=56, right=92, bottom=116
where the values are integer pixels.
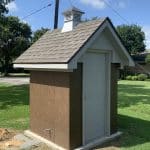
left=0, top=139, right=23, bottom=150
left=0, top=128, right=23, bottom=150
left=30, top=144, right=52, bottom=150
left=0, top=128, right=14, bottom=141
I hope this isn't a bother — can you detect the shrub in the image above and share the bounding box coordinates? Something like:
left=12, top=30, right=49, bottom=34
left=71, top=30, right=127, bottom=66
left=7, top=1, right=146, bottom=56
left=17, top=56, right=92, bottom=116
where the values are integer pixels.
left=131, top=76, right=138, bottom=81
left=126, top=75, right=132, bottom=80
left=137, top=74, right=148, bottom=81
left=146, top=79, right=150, bottom=81
left=145, top=54, right=150, bottom=64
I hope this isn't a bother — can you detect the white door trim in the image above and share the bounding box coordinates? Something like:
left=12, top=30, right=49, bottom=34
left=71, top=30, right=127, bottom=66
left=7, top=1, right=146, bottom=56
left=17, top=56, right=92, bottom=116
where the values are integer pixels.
left=105, top=52, right=111, bottom=136
left=82, top=51, right=111, bottom=145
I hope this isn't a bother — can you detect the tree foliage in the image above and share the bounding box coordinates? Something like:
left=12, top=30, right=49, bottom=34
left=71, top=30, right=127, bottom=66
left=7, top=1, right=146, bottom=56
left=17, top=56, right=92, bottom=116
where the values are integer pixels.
left=82, top=16, right=99, bottom=22
left=0, top=0, right=14, bottom=15
left=117, top=24, right=146, bottom=54
left=0, top=16, right=32, bottom=76
left=145, top=54, right=150, bottom=64
left=32, top=28, right=49, bottom=43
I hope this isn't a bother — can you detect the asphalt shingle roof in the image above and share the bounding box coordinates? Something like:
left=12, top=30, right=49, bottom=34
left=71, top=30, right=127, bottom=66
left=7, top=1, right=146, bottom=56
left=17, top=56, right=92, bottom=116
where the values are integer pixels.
left=14, top=18, right=106, bottom=64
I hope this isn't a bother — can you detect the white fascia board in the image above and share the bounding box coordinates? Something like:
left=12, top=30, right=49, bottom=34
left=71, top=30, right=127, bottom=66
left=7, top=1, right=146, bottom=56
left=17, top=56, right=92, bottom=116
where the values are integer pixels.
left=69, top=20, right=135, bottom=68
left=106, top=21, right=135, bottom=67
left=69, top=22, right=107, bottom=69
left=13, top=63, right=69, bottom=70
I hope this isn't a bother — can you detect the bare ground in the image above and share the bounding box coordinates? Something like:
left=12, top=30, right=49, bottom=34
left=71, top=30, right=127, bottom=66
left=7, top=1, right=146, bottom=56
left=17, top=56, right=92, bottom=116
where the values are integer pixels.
left=0, top=128, right=23, bottom=150
left=0, top=128, right=120, bottom=150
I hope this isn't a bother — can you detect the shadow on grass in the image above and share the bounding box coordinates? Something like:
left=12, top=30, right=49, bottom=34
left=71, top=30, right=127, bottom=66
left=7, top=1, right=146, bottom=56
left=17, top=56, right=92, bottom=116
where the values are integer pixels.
left=95, top=114, right=150, bottom=149
left=0, top=84, right=29, bottom=109
left=118, top=114, right=150, bottom=148
left=118, top=84, right=150, bottom=108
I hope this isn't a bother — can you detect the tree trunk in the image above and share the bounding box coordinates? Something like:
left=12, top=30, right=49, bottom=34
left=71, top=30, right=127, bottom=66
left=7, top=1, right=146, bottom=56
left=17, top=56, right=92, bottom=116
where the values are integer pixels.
left=3, top=56, right=9, bottom=76
left=1, top=54, right=10, bottom=77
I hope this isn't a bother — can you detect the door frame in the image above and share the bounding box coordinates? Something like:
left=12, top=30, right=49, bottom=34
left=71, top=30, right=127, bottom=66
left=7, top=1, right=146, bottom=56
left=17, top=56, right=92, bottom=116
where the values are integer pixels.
left=82, top=50, right=111, bottom=145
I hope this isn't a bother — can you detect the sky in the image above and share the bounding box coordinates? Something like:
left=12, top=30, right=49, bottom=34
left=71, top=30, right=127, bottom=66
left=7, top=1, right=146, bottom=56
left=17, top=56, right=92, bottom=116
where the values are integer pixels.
left=6, top=0, right=150, bottom=49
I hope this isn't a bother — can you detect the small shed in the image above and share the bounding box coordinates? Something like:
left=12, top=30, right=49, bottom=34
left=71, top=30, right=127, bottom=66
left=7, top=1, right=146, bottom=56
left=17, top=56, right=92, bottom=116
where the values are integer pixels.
left=14, top=7, right=134, bottom=150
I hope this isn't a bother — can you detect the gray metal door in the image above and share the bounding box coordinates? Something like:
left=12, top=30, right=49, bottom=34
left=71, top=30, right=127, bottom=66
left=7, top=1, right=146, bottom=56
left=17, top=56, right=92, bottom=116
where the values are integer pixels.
left=83, top=52, right=107, bottom=144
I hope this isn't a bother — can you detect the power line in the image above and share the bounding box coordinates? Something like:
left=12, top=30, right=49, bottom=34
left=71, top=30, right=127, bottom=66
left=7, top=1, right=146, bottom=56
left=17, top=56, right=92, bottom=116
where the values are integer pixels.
left=103, top=0, right=129, bottom=24
left=22, top=3, right=52, bottom=20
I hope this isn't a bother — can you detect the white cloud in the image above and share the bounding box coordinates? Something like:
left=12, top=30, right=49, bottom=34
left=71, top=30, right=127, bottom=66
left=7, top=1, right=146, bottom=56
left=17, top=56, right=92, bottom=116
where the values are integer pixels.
left=6, top=2, right=18, bottom=12
left=143, top=26, right=150, bottom=49
left=80, top=0, right=106, bottom=9
left=21, top=20, right=28, bottom=24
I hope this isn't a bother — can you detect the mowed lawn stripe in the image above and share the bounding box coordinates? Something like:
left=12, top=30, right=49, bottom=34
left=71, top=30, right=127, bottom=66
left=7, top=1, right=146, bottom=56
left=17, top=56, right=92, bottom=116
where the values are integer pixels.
left=0, top=84, right=29, bottom=130
left=118, top=80, right=150, bottom=150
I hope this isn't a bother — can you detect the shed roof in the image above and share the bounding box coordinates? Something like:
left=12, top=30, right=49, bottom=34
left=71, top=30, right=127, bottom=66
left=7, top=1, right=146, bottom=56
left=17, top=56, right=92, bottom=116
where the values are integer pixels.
left=14, top=17, right=134, bottom=69
left=14, top=18, right=106, bottom=64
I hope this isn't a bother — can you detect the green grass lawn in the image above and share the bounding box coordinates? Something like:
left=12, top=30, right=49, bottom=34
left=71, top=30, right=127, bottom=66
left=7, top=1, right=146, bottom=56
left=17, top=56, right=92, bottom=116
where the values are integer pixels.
left=0, top=80, right=149, bottom=149
left=118, top=80, right=150, bottom=150
left=0, top=83, right=29, bottom=130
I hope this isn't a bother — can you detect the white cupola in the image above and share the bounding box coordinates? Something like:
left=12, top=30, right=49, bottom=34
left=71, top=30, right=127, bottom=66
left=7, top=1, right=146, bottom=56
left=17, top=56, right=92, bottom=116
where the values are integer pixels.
left=62, top=6, right=84, bottom=32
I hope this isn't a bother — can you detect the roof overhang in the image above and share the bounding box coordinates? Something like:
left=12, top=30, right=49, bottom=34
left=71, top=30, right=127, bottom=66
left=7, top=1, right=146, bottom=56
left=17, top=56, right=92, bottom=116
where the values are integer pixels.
left=68, top=18, right=135, bottom=69
left=14, top=18, right=135, bottom=71
left=106, top=20, right=135, bottom=67
left=13, top=63, right=72, bottom=71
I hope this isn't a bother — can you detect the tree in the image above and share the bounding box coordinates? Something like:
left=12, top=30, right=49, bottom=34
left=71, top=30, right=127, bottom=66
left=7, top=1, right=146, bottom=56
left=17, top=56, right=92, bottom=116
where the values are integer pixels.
left=0, top=16, right=32, bottom=76
left=0, top=0, right=14, bottom=15
left=117, top=24, right=146, bottom=55
left=32, top=28, right=49, bottom=43
left=82, top=16, right=98, bottom=22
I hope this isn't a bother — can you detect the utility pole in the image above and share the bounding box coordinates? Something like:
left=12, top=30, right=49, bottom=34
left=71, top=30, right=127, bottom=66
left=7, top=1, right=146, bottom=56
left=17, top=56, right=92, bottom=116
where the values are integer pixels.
left=54, top=0, right=59, bottom=29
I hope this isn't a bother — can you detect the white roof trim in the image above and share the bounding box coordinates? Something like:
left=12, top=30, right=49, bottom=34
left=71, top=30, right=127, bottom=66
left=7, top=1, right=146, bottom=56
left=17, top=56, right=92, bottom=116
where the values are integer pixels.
left=106, top=21, right=135, bottom=66
left=69, top=20, right=135, bottom=69
left=68, top=21, right=107, bottom=69
left=14, top=19, right=134, bottom=70
left=14, top=64, right=69, bottom=70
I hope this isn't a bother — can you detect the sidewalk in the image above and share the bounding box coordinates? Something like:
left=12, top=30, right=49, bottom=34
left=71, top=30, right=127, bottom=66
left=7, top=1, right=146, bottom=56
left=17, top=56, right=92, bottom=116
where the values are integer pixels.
left=0, top=77, right=29, bottom=85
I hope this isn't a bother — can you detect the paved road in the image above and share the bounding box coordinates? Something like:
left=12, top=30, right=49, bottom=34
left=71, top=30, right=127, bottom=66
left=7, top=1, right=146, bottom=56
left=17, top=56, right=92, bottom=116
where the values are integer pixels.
left=0, top=77, right=29, bottom=85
